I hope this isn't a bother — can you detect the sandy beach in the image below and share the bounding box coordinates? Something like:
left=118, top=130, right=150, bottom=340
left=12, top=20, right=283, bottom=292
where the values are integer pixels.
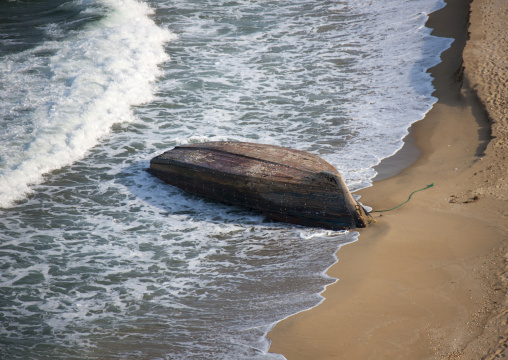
left=269, top=0, right=508, bottom=358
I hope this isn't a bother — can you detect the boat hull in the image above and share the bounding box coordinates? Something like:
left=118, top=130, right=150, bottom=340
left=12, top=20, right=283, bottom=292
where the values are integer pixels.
left=147, top=142, right=371, bottom=230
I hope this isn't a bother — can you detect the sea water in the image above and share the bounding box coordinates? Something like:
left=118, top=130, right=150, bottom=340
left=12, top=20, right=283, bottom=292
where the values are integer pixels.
left=0, top=0, right=452, bottom=359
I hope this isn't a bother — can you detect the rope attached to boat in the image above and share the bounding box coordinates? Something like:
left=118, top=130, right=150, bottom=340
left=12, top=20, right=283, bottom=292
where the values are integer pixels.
left=370, top=183, right=434, bottom=213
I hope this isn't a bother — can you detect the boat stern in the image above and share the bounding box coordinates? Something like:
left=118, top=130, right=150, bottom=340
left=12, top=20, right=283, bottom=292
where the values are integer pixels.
left=353, top=204, right=374, bottom=228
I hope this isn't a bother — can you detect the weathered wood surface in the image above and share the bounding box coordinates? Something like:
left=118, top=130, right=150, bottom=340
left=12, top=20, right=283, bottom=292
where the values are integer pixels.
left=147, top=141, right=371, bottom=230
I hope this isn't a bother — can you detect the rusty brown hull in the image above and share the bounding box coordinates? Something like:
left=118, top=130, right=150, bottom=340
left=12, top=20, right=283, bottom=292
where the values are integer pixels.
left=147, top=141, right=372, bottom=230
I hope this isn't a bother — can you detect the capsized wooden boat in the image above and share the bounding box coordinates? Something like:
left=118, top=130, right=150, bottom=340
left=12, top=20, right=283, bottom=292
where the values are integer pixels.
left=147, top=141, right=372, bottom=230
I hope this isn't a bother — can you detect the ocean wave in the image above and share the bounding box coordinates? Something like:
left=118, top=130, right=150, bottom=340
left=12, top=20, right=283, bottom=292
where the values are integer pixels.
left=0, top=0, right=174, bottom=208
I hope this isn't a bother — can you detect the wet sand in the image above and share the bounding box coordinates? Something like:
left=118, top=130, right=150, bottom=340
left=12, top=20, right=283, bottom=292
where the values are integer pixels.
left=268, top=0, right=508, bottom=358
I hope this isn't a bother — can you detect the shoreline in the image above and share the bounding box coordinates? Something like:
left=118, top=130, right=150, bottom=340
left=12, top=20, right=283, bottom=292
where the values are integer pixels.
left=268, top=0, right=508, bottom=358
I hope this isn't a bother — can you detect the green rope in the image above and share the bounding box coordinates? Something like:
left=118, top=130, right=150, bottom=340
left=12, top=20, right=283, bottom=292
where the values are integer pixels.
left=370, top=183, right=434, bottom=213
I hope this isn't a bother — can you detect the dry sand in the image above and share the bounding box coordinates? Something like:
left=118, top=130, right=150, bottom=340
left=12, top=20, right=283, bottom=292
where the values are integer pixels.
left=268, top=0, right=508, bottom=358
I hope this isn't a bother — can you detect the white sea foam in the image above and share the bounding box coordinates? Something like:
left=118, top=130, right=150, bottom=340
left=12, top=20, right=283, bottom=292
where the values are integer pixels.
left=144, top=0, right=452, bottom=193
left=334, top=0, right=453, bottom=188
left=0, top=0, right=174, bottom=208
